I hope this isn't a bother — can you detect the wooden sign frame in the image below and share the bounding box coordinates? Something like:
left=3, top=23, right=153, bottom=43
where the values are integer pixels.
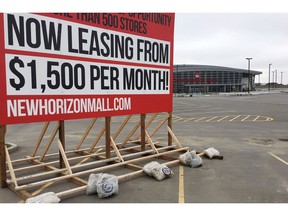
left=0, top=112, right=189, bottom=201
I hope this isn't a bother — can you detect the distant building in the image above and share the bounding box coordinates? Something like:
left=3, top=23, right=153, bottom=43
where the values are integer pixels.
left=173, top=64, right=262, bottom=93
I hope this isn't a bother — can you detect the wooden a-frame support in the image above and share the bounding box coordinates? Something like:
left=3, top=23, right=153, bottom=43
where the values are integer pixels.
left=1, top=112, right=189, bottom=200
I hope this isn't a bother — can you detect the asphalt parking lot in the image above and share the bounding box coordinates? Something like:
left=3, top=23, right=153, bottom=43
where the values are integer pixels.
left=1, top=91, right=288, bottom=204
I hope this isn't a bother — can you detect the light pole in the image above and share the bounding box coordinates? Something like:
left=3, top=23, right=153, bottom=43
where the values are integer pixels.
left=281, top=72, right=283, bottom=85
left=275, top=70, right=277, bottom=89
left=268, top=64, right=272, bottom=91
left=246, top=58, right=252, bottom=94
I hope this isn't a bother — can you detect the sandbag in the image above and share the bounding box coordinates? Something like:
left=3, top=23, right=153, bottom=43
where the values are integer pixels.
left=86, top=173, right=118, bottom=198
left=86, top=173, right=101, bottom=195
left=204, top=147, right=220, bottom=159
left=151, top=164, right=174, bottom=181
left=179, top=150, right=202, bottom=168
left=179, top=150, right=193, bottom=166
left=188, top=151, right=203, bottom=168
left=143, top=161, right=160, bottom=176
left=25, top=192, right=60, bottom=203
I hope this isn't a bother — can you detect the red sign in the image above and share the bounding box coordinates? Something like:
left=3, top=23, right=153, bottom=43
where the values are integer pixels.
left=0, top=13, right=175, bottom=124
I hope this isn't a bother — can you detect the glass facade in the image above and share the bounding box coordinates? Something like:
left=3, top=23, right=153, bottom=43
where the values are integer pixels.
left=173, top=65, right=261, bottom=94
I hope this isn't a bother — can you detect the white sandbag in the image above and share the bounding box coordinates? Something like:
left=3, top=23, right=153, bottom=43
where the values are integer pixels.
left=204, top=147, right=220, bottom=159
left=86, top=173, right=101, bottom=195
left=96, top=174, right=119, bottom=199
left=143, top=161, right=160, bottom=176
left=179, top=150, right=192, bottom=165
left=25, top=192, right=60, bottom=203
left=86, top=173, right=119, bottom=198
left=151, top=164, right=174, bottom=181
left=188, top=154, right=203, bottom=168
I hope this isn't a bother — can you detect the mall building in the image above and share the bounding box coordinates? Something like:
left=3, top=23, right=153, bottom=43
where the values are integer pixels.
left=173, top=64, right=262, bottom=94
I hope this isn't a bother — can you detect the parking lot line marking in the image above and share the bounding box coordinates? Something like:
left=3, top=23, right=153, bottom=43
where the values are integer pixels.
left=206, top=116, right=218, bottom=122
left=229, top=115, right=241, bottom=121
left=241, top=115, right=251, bottom=121
left=217, top=116, right=229, bottom=122
left=269, top=152, right=288, bottom=166
left=194, top=117, right=206, bottom=122
left=183, top=117, right=196, bottom=122
left=253, top=116, right=260, bottom=121
left=178, top=165, right=185, bottom=203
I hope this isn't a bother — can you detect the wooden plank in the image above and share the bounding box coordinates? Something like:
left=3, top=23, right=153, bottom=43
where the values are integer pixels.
left=59, top=120, right=65, bottom=168
left=168, top=112, right=173, bottom=146
left=0, top=125, right=7, bottom=188
left=75, top=118, right=97, bottom=150
left=15, top=147, right=188, bottom=191
left=145, top=131, right=159, bottom=154
left=5, top=145, right=18, bottom=187
left=167, top=126, right=182, bottom=148
left=88, top=125, right=106, bottom=153
left=121, top=120, right=141, bottom=148
left=110, top=136, right=124, bottom=162
left=125, top=163, right=143, bottom=171
left=56, top=159, right=181, bottom=199
left=149, top=113, right=170, bottom=138
left=75, top=148, right=103, bottom=166
left=39, top=122, right=60, bottom=162
left=112, top=115, right=132, bottom=140
left=133, top=113, right=158, bottom=140
left=57, top=139, right=72, bottom=175
left=105, top=116, right=111, bottom=159
left=31, top=122, right=50, bottom=157
left=141, top=114, right=146, bottom=151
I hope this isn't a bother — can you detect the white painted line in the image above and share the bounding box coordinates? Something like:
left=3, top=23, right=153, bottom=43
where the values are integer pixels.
left=229, top=115, right=241, bottom=122
left=194, top=117, right=207, bottom=122
left=217, top=116, right=229, bottom=122
left=241, top=115, right=251, bottom=121
left=269, top=152, right=288, bottom=166
left=206, top=116, right=218, bottom=122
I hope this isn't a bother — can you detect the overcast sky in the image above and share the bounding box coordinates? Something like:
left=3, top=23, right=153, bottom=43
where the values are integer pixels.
left=174, top=13, right=288, bottom=84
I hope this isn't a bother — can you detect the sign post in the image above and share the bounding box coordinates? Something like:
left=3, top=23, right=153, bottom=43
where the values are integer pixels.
left=0, top=125, right=7, bottom=188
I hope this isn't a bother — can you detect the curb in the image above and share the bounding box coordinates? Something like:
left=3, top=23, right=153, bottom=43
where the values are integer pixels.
left=5, top=142, right=18, bottom=153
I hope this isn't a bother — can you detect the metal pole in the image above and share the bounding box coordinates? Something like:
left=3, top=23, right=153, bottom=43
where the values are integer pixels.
left=281, top=72, right=283, bottom=85
left=246, top=58, right=252, bottom=94
left=275, top=70, right=277, bottom=89
left=268, top=64, right=272, bottom=91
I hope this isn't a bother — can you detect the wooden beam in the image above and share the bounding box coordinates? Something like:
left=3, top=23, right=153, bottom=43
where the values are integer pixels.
left=57, top=139, right=72, bottom=175
left=59, top=120, right=65, bottom=168
left=145, top=131, right=159, bottom=154
left=5, top=145, right=18, bottom=187
left=133, top=113, right=158, bottom=140
left=105, top=116, right=111, bottom=159
left=149, top=113, right=170, bottom=138
left=31, top=122, right=50, bottom=157
left=113, top=115, right=132, bottom=140
left=56, top=159, right=181, bottom=199
left=167, top=126, right=182, bottom=148
left=15, top=146, right=188, bottom=191
left=75, top=118, right=97, bottom=150
left=121, top=120, right=141, bottom=148
left=110, top=136, right=124, bottom=162
left=39, top=122, right=60, bottom=162
left=168, top=112, right=173, bottom=146
left=0, top=125, right=6, bottom=188
left=88, top=125, right=105, bottom=153
left=141, top=114, right=146, bottom=151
